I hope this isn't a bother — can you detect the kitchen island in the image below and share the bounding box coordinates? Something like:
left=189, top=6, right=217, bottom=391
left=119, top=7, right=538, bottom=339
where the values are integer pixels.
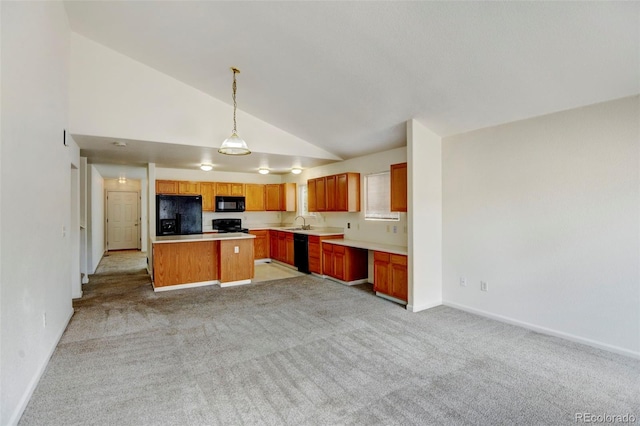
left=152, top=232, right=255, bottom=291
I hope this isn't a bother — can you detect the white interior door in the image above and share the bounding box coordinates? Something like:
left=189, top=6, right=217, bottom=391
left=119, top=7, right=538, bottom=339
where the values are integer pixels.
left=107, top=191, right=139, bottom=250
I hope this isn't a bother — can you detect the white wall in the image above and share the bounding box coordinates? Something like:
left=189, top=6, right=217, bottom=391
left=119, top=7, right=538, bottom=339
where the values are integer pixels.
left=69, top=33, right=340, bottom=161
left=442, top=96, right=640, bottom=357
left=283, top=147, right=408, bottom=247
left=0, top=2, right=78, bottom=424
left=88, top=165, right=105, bottom=273
left=407, top=120, right=443, bottom=312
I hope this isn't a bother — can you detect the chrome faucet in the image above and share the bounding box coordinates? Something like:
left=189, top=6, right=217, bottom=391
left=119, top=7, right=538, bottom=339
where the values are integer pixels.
left=295, top=216, right=311, bottom=230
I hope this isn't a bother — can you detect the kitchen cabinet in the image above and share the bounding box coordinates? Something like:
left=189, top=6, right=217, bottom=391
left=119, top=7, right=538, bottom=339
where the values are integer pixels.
left=325, top=175, right=336, bottom=211
left=335, top=172, right=360, bottom=212
left=308, top=173, right=360, bottom=212
left=390, top=162, right=407, bottom=212
left=245, top=184, right=265, bottom=211
left=178, top=181, right=201, bottom=195
left=265, top=184, right=282, bottom=211
left=265, top=183, right=297, bottom=211
left=322, top=243, right=368, bottom=282
left=308, top=234, right=343, bottom=274
left=156, top=180, right=179, bottom=194
left=308, top=179, right=317, bottom=212
left=200, top=182, right=215, bottom=211
left=269, top=230, right=279, bottom=259
left=285, top=233, right=294, bottom=265
left=373, top=251, right=407, bottom=302
left=216, top=182, right=245, bottom=196
left=249, top=230, right=269, bottom=259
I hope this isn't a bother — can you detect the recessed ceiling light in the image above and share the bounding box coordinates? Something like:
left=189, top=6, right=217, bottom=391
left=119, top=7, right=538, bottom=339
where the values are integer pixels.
left=258, top=168, right=270, bottom=175
left=291, top=168, right=302, bottom=175
left=113, top=141, right=127, bottom=148
left=200, top=164, right=213, bottom=171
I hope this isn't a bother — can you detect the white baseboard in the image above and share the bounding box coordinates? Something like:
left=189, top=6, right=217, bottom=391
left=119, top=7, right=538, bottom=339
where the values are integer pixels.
left=153, top=280, right=218, bottom=292
left=325, top=276, right=369, bottom=286
left=443, top=300, right=640, bottom=360
left=8, top=308, right=74, bottom=426
left=219, top=279, right=252, bottom=288
left=254, top=258, right=271, bottom=264
left=406, top=299, right=442, bottom=313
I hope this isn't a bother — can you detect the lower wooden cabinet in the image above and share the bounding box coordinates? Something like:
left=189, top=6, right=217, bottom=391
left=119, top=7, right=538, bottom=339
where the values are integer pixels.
left=373, top=251, right=407, bottom=302
left=322, top=243, right=367, bottom=282
left=308, top=235, right=343, bottom=274
left=250, top=230, right=269, bottom=259
left=269, top=230, right=294, bottom=265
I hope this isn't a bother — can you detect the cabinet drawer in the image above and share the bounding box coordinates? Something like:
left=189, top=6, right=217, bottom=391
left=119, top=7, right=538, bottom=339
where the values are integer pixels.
left=308, top=235, right=320, bottom=244
left=374, top=251, right=390, bottom=262
left=308, top=242, right=320, bottom=258
left=390, top=254, right=407, bottom=266
left=309, top=257, right=321, bottom=273
left=333, top=245, right=345, bottom=254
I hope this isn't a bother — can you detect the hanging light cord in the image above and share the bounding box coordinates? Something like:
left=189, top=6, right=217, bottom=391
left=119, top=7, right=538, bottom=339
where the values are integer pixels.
left=231, top=67, right=239, bottom=134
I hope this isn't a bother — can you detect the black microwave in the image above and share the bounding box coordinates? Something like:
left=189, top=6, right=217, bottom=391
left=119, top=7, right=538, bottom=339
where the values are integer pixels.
left=215, top=196, right=245, bottom=212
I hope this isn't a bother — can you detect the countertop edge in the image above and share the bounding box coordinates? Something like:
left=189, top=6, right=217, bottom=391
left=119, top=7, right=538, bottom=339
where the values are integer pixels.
left=322, top=239, right=408, bottom=255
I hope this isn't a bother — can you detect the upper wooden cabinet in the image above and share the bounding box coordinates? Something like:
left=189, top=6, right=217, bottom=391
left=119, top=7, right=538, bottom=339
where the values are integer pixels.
left=178, top=181, right=201, bottom=195
left=308, top=173, right=360, bottom=212
left=245, top=184, right=265, bottom=211
left=156, top=180, right=179, bottom=194
left=265, top=184, right=282, bottom=211
left=200, top=182, right=215, bottom=212
left=335, top=173, right=359, bottom=212
left=390, top=162, right=407, bottom=212
left=215, top=182, right=245, bottom=196
left=265, top=183, right=296, bottom=212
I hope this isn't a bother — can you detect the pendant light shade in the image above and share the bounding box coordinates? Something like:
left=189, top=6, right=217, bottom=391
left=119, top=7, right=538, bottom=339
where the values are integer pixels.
left=219, top=67, right=251, bottom=155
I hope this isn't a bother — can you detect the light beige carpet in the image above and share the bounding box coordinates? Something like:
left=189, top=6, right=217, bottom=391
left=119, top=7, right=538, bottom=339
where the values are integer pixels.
left=19, top=252, right=640, bottom=425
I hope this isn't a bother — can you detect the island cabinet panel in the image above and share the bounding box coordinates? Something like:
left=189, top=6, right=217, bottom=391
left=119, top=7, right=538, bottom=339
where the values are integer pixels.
left=245, top=184, right=266, bottom=211
left=322, top=243, right=367, bottom=282
left=156, top=180, right=179, bottom=194
left=178, top=181, right=201, bottom=195
left=216, top=182, right=245, bottom=196
left=373, top=251, right=407, bottom=302
left=153, top=241, right=217, bottom=287
left=250, top=230, right=269, bottom=259
left=390, top=162, right=407, bottom=212
left=200, top=182, right=215, bottom=212
left=308, top=235, right=343, bottom=274
left=219, top=239, right=254, bottom=283
left=269, top=230, right=279, bottom=259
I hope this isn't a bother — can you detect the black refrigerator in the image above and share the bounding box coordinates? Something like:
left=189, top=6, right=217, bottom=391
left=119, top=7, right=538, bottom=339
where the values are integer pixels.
left=156, top=195, right=203, bottom=235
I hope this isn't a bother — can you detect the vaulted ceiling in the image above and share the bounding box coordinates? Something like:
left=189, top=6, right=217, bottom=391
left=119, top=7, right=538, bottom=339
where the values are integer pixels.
left=64, top=1, right=639, bottom=175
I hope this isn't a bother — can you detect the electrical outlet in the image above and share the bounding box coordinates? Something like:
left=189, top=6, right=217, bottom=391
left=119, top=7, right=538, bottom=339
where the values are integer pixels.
left=386, top=225, right=390, bottom=232
left=42, top=312, right=47, bottom=327
left=347, top=222, right=351, bottom=229
left=234, top=246, right=239, bottom=254
left=480, top=281, right=488, bottom=292
left=62, top=226, right=66, bottom=237
left=393, top=225, right=397, bottom=233
left=460, top=277, right=467, bottom=287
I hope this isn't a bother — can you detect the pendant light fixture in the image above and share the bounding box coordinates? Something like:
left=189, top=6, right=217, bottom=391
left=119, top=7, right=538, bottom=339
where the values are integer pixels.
left=219, top=67, right=251, bottom=155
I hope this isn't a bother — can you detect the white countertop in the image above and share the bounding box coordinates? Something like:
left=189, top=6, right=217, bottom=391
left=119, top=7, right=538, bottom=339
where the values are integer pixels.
left=153, top=232, right=255, bottom=244
left=251, top=227, right=345, bottom=237
left=322, top=239, right=408, bottom=255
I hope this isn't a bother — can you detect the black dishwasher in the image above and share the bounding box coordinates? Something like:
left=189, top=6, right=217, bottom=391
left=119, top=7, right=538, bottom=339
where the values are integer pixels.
left=293, top=234, right=310, bottom=273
